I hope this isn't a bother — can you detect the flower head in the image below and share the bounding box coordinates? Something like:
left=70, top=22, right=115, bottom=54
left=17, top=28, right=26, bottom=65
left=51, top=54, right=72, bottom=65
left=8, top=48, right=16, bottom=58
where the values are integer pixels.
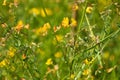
left=7, top=47, right=16, bottom=57
left=29, top=8, right=40, bottom=16
left=46, top=58, right=53, bottom=65
left=86, top=6, right=93, bottom=13
left=55, top=35, right=63, bottom=42
left=2, top=0, right=7, bottom=6
left=40, top=8, right=52, bottom=17
left=72, top=3, right=79, bottom=11
left=61, top=17, right=69, bottom=28
left=70, top=74, right=75, bottom=79
left=70, top=18, right=77, bottom=27
left=54, top=52, right=62, bottom=58
left=82, top=69, right=91, bottom=76
left=0, top=59, right=8, bottom=67
left=14, top=20, right=24, bottom=32
left=35, top=22, right=51, bottom=36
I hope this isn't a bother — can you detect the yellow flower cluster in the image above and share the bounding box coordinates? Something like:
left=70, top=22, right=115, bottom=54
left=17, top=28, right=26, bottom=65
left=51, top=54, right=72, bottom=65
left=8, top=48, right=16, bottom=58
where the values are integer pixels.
left=82, top=69, right=91, bottom=76
left=70, top=74, right=75, bottom=79
left=86, top=6, right=93, bottom=14
left=46, top=58, right=53, bottom=65
left=14, top=20, right=24, bottom=32
left=55, top=35, right=63, bottom=42
left=0, top=59, right=8, bottom=67
left=29, top=8, right=52, bottom=17
left=2, top=0, right=7, bottom=6
left=7, top=47, right=16, bottom=58
left=54, top=51, right=62, bottom=58
left=71, top=18, right=77, bottom=27
left=61, top=17, right=77, bottom=28
left=61, top=17, right=69, bottom=28
left=72, top=3, right=79, bottom=11
left=35, top=23, right=51, bottom=36
left=84, top=57, right=95, bottom=65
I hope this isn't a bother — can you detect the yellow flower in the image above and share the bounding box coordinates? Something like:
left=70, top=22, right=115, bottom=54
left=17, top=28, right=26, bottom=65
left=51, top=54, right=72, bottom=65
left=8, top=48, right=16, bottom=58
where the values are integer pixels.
left=53, top=26, right=61, bottom=32
left=29, top=8, right=40, bottom=16
left=54, top=52, right=62, bottom=58
left=70, top=74, right=75, bottom=79
left=2, top=0, right=7, bottom=6
left=84, top=58, right=89, bottom=65
left=29, top=8, right=52, bottom=17
left=0, top=59, right=8, bottom=67
left=72, top=3, right=79, bottom=11
left=14, top=20, right=24, bottom=32
left=61, top=17, right=69, bottom=28
left=43, top=22, right=51, bottom=29
left=7, top=47, right=16, bottom=57
left=40, top=8, right=52, bottom=17
left=55, top=35, right=63, bottom=42
left=70, top=18, right=77, bottom=27
left=35, top=23, right=51, bottom=36
left=82, top=69, right=91, bottom=76
left=46, top=58, right=53, bottom=65
left=42, top=22, right=51, bottom=36
left=86, top=6, right=93, bottom=13
left=45, top=8, right=52, bottom=16
left=22, top=54, right=26, bottom=60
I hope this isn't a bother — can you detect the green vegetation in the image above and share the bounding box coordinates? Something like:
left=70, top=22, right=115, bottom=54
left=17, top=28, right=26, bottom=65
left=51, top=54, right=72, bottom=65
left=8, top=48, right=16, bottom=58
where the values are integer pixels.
left=0, top=0, right=120, bottom=80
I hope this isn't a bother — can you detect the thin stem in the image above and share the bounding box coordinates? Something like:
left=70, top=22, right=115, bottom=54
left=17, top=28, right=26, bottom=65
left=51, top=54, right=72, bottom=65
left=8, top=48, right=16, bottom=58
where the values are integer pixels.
left=84, top=28, right=120, bottom=52
left=85, top=14, right=95, bottom=39
left=77, top=1, right=87, bottom=33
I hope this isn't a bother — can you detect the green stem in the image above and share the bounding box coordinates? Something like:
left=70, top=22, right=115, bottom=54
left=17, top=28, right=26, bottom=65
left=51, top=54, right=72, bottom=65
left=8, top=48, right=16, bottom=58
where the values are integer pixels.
left=85, top=14, right=95, bottom=38
left=84, top=28, right=120, bottom=52
left=77, top=1, right=87, bottom=33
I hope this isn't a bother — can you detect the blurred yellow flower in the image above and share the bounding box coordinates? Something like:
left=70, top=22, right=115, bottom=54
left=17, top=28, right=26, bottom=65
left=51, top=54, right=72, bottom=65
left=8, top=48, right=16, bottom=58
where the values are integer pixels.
left=2, top=0, right=7, bottom=6
left=84, top=58, right=89, bottom=65
left=86, top=6, right=93, bottom=13
left=55, top=35, right=63, bottom=42
left=22, top=54, right=26, bottom=60
left=61, top=17, right=69, bottom=28
left=54, top=52, right=62, bottom=58
left=29, top=8, right=52, bottom=17
left=82, top=69, right=91, bottom=76
left=53, top=26, right=61, bottom=32
left=8, top=47, right=16, bottom=57
left=72, top=3, right=79, bottom=11
left=29, top=8, right=40, bottom=16
left=70, top=74, right=75, bottom=79
left=40, top=8, right=52, bottom=17
left=46, top=58, right=53, bottom=65
left=35, top=23, right=51, bottom=36
left=14, top=20, right=24, bottom=32
left=43, top=22, right=51, bottom=29
left=0, top=59, right=8, bottom=67
left=70, top=18, right=77, bottom=27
